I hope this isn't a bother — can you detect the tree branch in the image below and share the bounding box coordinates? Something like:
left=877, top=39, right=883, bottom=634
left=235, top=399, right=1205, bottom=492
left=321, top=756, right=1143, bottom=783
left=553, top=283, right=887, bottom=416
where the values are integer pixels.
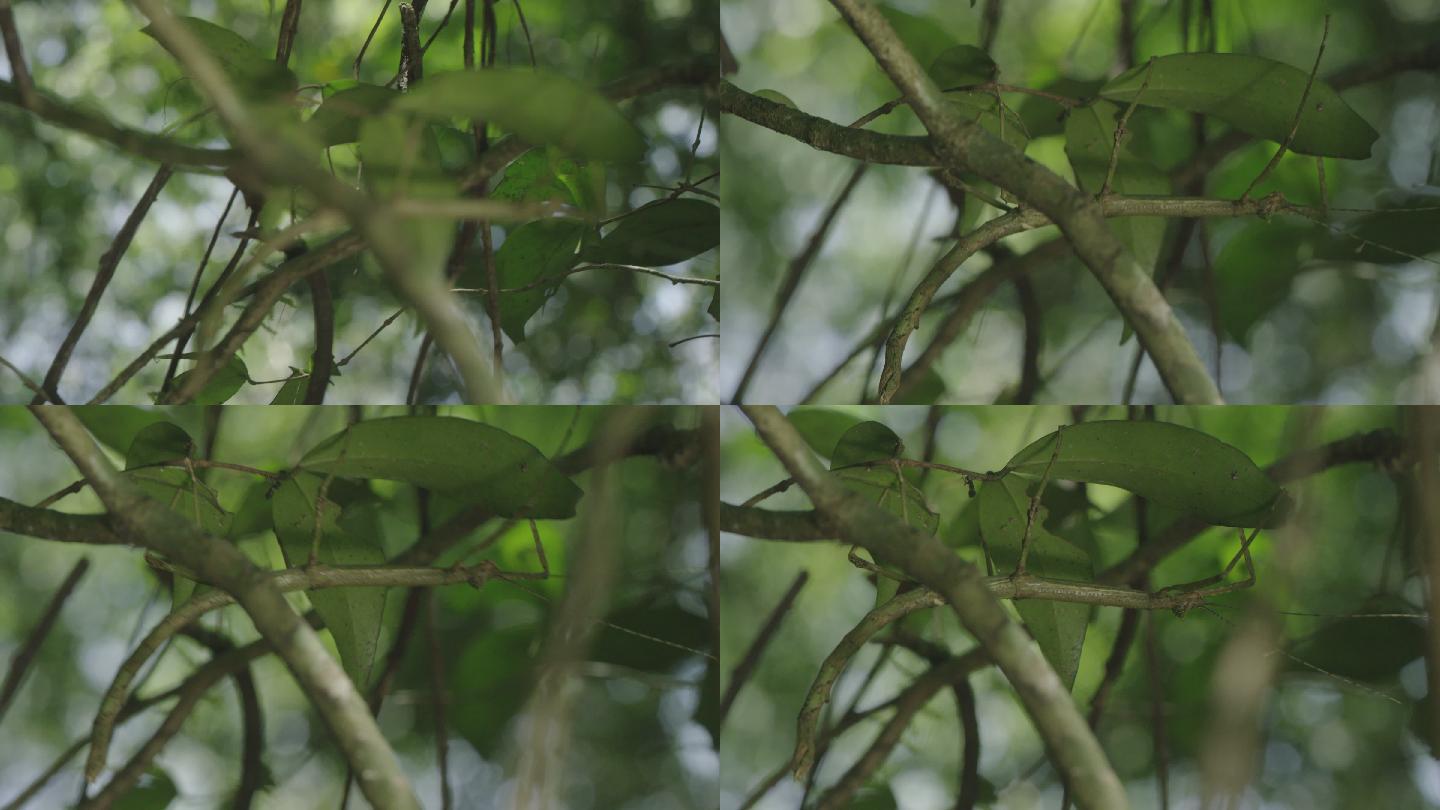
left=28, top=405, right=421, bottom=810
left=740, top=405, right=1128, bottom=809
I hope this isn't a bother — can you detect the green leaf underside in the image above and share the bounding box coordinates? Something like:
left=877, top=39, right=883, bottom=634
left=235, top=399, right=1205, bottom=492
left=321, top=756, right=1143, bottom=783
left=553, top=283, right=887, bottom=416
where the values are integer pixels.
left=308, top=83, right=401, bottom=146
left=483, top=218, right=588, bottom=344
left=978, top=476, right=1092, bottom=690
left=929, top=45, right=998, bottom=88
left=170, top=356, right=248, bottom=405
left=1065, top=101, right=1168, bottom=271
left=1065, top=100, right=1169, bottom=341
left=585, top=198, right=720, bottom=267
left=829, top=421, right=938, bottom=536
left=945, top=91, right=1028, bottom=153
left=1215, top=221, right=1314, bottom=340
left=124, top=422, right=196, bottom=470
left=126, top=464, right=231, bottom=608
left=1316, top=201, right=1440, bottom=265
left=393, top=69, right=646, bottom=163
left=492, top=148, right=579, bottom=206
left=271, top=473, right=395, bottom=690
left=1017, top=78, right=1104, bottom=138
left=1099, top=53, right=1377, bottom=159
left=269, top=375, right=308, bottom=404
left=73, top=407, right=171, bottom=454
left=298, top=416, right=582, bottom=519
left=1006, top=421, right=1282, bottom=527
left=142, top=17, right=298, bottom=100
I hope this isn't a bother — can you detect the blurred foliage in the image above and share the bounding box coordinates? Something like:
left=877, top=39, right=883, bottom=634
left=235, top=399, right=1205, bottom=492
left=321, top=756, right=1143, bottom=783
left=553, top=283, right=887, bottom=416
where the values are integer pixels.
left=0, top=0, right=718, bottom=404
left=721, top=405, right=1432, bottom=809
left=720, top=0, right=1440, bottom=404
left=0, top=405, right=714, bottom=809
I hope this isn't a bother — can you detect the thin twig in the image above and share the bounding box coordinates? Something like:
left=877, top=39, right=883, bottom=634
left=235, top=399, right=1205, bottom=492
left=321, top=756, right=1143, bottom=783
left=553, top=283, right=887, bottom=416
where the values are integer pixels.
left=0, top=0, right=37, bottom=110
left=36, top=165, right=174, bottom=403
left=0, top=559, right=90, bottom=726
left=718, top=572, right=808, bottom=725
left=1101, top=57, right=1154, bottom=197
left=1242, top=15, right=1330, bottom=200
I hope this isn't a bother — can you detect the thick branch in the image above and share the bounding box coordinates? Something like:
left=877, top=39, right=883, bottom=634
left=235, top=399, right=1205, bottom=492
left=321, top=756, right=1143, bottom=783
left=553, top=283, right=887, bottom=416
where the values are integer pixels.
left=29, top=406, right=420, bottom=810
left=741, top=406, right=1127, bottom=810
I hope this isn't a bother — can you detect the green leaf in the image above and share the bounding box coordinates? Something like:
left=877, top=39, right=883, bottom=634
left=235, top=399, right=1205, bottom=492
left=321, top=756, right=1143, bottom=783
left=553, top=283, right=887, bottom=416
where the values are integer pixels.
left=268, top=375, right=308, bottom=405
left=929, top=45, right=998, bottom=88
left=585, top=198, right=720, bottom=267
left=892, top=366, right=948, bottom=404
left=1214, top=221, right=1314, bottom=341
left=298, top=416, right=583, bottom=519
left=1099, top=53, right=1378, bottom=159
left=112, top=767, right=177, bottom=810
left=1288, top=609, right=1424, bottom=684
left=1316, top=200, right=1440, bottom=265
left=394, top=69, right=646, bottom=163
left=169, top=356, right=248, bottom=405
left=142, top=17, right=298, bottom=100
left=492, top=147, right=581, bottom=207
left=849, top=786, right=899, bottom=810
left=271, top=473, right=397, bottom=689
left=978, top=475, right=1092, bottom=690
left=308, top=82, right=401, bottom=146
left=829, top=421, right=938, bottom=535
left=124, top=422, right=195, bottom=470
left=945, top=91, right=1028, bottom=153
left=73, top=406, right=171, bottom=454
left=1005, top=421, right=1284, bottom=527
left=226, top=480, right=274, bottom=539
left=1064, top=100, right=1169, bottom=341
left=473, top=219, right=587, bottom=344
left=126, top=464, right=232, bottom=608
left=831, top=420, right=904, bottom=467
left=752, top=88, right=798, bottom=109
left=1016, top=78, right=1103, bottom=138
left=787, top=408, right=867, bottom=460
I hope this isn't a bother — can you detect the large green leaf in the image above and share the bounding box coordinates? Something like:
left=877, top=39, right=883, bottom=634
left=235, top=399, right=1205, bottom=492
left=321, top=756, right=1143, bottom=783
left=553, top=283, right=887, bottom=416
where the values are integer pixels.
left=1099, top=53, right=1377, bottom=159
left=472, top=218, right=587, bottom=344
left=126, top=464, right=232, bottom=608
left=298, top=416, right=582, bottom=518
left=308, top=82, right=401, bottom=146
left=1316, top=201, right=1440, bottom=265
left=875, top=6, right=954, bottom=68
left=112, top=767, right=177, bottom=810
left=584, top=198, right=719, bottom=267
left=945, top=91, right=1028, bottom=153
left=1005, top=421, right=1284, bottom=527
left=492, top=147, right=605, bottom=213
left=978, top=476, right=1092, bottom=690
left=589, top=599, right=708, bottom=673
left=272, top=473, right=397, bottom=690
left=394, top=69, right=646, bottom=163
left=123, top=422, right=196, bottom=470
left=1214, top=221, right=1314, bottom=341
left=1065, top=101, right=1168, bottom=271
left=142, top=17, right=298, bottom=100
